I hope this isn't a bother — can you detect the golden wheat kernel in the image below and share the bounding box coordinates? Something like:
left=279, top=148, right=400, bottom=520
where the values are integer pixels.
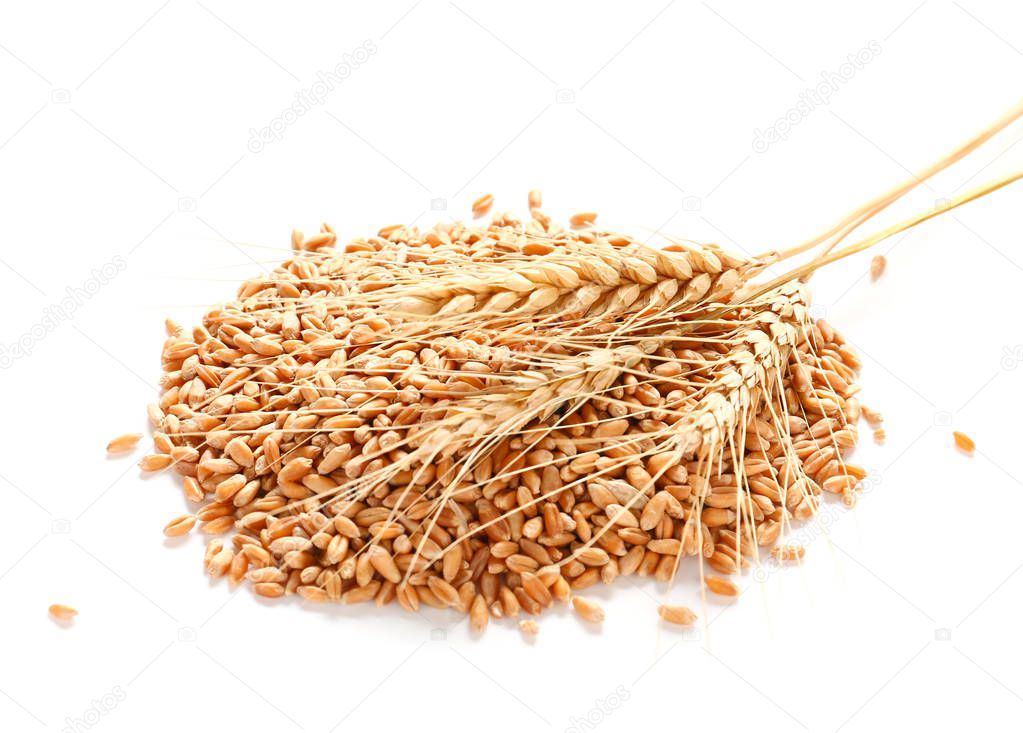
left=471, top=193, right=494, bottom=218
left=570, top=211, right=597, bottom=228
left=49, top=604, right=78, bottom=621
left=519, top=619, right=539, bottom=636
left=770, top=544, right=805, bottom=563
left=139, top=454, right=172, bottom=471
left=870, top=254, right=886, bottom=281
left=705, top=576, right=740, bottom=597
left=106, top=433, right=142, bottom=454
left=658, top=605, right=697, bottom=625
left=572, top=596, right=604, bottom=623
left=163, top=514, right=197, bottom=537
left=953, top=431, right=975, bottom=455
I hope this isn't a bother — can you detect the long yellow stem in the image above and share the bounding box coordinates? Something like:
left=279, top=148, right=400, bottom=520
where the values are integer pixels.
left=751, top=168, right=1023, bottom=299
left=761, top=97, right=1023, bottom=264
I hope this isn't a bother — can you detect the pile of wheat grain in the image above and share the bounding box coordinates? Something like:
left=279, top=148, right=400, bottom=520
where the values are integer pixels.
left=139, top=191, right=872, bottom=632
left=125, top=97, right=1023, bottom=633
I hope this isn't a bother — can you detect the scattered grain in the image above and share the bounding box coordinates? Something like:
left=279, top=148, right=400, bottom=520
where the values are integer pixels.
left=472, top=193, right=494, bottom=218
left=870, top=255, right=886, bottom=281
left=657, top=605, right=697, bottom=625
left=107, top=433, right=142, bottom=454
left=139, top=454, right=172, bottom=471
left=770, top=545, right=805, bottom=563
left=570, top=211, right=597, bottom=228
left=49, top=604, right=78, bottom=621
left=519, top=619, right=539, bottom=636
left=572, top=596, right=605, bottom=624
left=705, top=576, right=739, bottom=597
left=163, top=514, right=196, bottom=537
left=953, top=431, right=975, bottom=455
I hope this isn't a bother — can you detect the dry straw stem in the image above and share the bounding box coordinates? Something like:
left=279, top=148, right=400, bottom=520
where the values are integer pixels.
left=741, top=169, right=1023, bottom=311
left=763, top=96, right=1023, bottom=266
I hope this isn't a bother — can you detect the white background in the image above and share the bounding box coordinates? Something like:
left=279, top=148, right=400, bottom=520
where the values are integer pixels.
left=2, top=2, right=1023, bottom=731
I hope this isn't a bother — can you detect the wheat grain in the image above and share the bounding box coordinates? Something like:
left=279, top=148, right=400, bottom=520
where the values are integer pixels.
left=705, top=576, right=740, bottom=597
left=139, top=454, right=172, bottom=471
left=953, top=431, right=975, bottom=455
left=163, top=514, right=197, bottom=537
left=770, top=545, right=805, bottom=563
left=107, top=433, right=142, bottom=454
left=570, top=212, right=597, bottom=228
left=572, top=596, right=605, bottom=623
left=470, top=594, right=489, bottom=632
left=658, top=604, right=697, bottom=625
left=870, top=255, right=886, bottom=280
left=49, top=604, right=78, bottom=621
left=472, top=194, right=494, bottom=218
left=861, top=405, right=884, bottom=426
left=519, top=619, right=539, bottom=635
